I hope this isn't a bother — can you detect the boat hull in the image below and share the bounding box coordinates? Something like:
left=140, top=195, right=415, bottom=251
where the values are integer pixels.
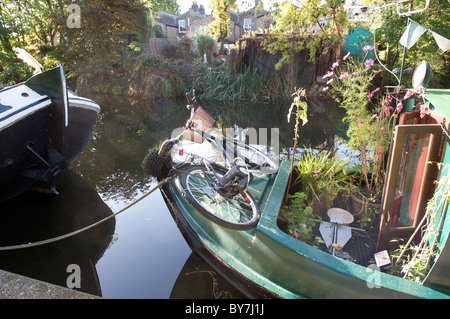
left=0, top=67, right=100, bottom=201
left=163, top=161, right=449, bottom=299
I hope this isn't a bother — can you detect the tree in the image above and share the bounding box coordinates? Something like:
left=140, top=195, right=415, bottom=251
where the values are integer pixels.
left=370, top=0, right=450, bottom=88
left=145, top=0, right=180, bottom=16
left=207, top=0, right=237, bottom=55
left=55, top=0, right=148, bottom=77
left=263, top=0, right=348, bottom=70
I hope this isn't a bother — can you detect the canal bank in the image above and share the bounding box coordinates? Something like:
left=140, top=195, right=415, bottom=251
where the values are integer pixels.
left=0, top=269, right=101, bottom=299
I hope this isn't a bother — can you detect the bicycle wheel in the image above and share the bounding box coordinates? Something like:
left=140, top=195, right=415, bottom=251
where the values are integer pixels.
left=177, top=164, right=260, bottom=231
left=223, top=138, right=279, bottom=174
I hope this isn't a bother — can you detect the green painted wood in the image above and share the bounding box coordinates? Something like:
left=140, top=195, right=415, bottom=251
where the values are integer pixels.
left=168, top=160, right=449, bottom=298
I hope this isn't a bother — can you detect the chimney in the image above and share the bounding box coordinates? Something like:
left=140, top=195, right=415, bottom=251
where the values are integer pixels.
left=199, top=4, right=205, bottom=15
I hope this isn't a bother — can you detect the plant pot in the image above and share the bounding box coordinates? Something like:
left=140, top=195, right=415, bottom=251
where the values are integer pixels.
left=349, top=194, right=381, bottom=228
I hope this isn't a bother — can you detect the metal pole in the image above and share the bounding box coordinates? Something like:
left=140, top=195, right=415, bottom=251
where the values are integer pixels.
left=398, top=18, right=410, bottom=86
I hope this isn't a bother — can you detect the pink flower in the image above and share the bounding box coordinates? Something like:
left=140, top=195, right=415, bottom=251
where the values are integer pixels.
left=364, top=58, right=374, bottom=69
left=343, top=52, right=351, bottom=60
left=366, top=88, right=379, bottom=99
left=396, top=102, right=403, bottom=114
left=373, top=69, right=380, bottom=73
left=352, top=71, right=359, bottom=76
left=384, top=106, right=393, bottom=117
left=322, top=71, right=333, bottom=79
left=385, top=95, right=392, bottom=106
left=380, top=127, right=385, bottom=136
left=312, top=170, right=320, bottom=177
left=323, top=86, right=329, bottom=92
left=358, top=118, right=363, bottom=126
left=420, top=104, right=430, bottom=118
left=326, top=78, right=334, bottom=85
left=332, top=61, right=339, bottom=69
left=362, top=45, right=374, bottom=51
left=377, top=148, right=383, bottom=157
left=339, top=72, right=350, bottom=80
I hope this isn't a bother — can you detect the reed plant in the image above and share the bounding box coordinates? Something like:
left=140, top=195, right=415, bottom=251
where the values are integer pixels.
left=192, top=67, right=277, bottom=102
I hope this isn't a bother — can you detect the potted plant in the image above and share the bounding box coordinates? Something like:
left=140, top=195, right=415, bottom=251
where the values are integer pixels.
left=290, top=149, right=355, bottom=220
left=322, top=46, right=391, bottom=226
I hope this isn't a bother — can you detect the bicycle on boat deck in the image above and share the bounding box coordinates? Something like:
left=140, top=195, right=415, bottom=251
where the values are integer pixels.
left=142, top=91, right=279, bottom=231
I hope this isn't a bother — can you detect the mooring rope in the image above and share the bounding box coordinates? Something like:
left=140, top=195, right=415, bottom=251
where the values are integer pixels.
left=0, top=178, right=169, bottom=251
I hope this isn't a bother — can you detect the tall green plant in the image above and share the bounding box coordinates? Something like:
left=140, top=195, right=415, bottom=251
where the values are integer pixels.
left=325, top=47, right=390, bottom=194
left=196, top=32, right=216, bottom=63
left=207, top=0, right=236, bottom=55
left=292, top=150, right=354, bottom=218
left=286, top=88, right=308, bottom=197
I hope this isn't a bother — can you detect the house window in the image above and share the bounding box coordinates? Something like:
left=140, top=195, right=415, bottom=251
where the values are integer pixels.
left=244, top=18, right=251, bottom=33
left=179, top=20, right=186, bottom=33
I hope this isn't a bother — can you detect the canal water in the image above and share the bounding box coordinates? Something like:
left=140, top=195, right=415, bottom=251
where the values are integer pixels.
left=0, top=92, right=346, bottom=298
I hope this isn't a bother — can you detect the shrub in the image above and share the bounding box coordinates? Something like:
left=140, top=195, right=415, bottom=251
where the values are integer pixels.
left=196, top=32, right=216, bottom=63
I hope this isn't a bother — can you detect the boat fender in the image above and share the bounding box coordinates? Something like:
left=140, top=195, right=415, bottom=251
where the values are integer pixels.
left=141, top=149, right=172, bottom=181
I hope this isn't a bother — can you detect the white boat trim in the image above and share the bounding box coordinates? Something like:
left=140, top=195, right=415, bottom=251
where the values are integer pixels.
left=67, top=94, right=101, bottom=114
left=0, top=97, right=52, bottom=130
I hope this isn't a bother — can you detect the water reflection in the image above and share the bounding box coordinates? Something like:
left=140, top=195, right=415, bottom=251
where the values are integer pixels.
left=0, top=92, right=345, bottom=298
left=0, top=170, right=115, bottom=297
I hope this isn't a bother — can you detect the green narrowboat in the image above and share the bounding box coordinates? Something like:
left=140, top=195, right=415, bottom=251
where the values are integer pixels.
left=155, top=86, right=450, bottom=299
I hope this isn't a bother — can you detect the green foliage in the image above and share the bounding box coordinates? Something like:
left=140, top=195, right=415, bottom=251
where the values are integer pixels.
left=263, top=0, right=348, bottom=69
left=291, top=150, right=354, bottom=218
left=128, top=53, right=185, bottom=100
left=326, top=49, right=390, bottom=192
left=168, top=37, right=199, bottom=62
left=0, top=0, right=158, bottom=89
left=369, top=0, right=450, bottom=88
left=389, top=238, right=437, bottom=283
left=196, top=32, right=216, bottom=63
left=147, top=0, right=180, bottom=15
left=0, top=52, right=33, bottom=87
left=389, top=164, right=450, bottom=283
left=280, top=192, right=318, bottom=242
left=207, top=0, right=237, bottom=54
left=192, top=66, right=279, bottom=102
